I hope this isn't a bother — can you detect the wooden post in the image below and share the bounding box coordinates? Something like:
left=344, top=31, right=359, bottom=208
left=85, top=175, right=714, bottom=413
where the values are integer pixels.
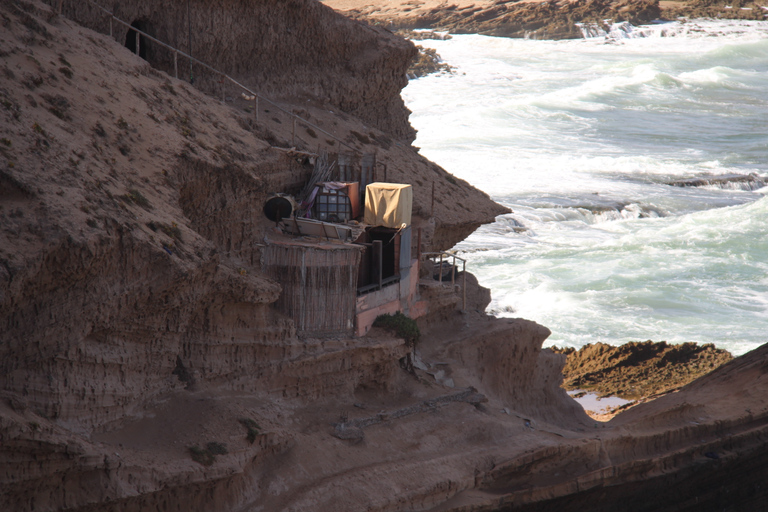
left=255, top=96, right=259, bottom=124
left=451, top=255, right=455, bottom=288
left=109, top=16, right=113, bottom=38
left=173, top=51, right=178, bottom=79
left=462, top=260, right=467, bottom=312
left=135, top=31, right=140, bottom=56
left=417, top=228, right=422, bottom=262
left=438, top=253, right=443, bottom=283
left=431, top=182, right=435, bottom=216
left=292, top=117, right=296, bottom=146
left=373, top=240, right=383, bottom=290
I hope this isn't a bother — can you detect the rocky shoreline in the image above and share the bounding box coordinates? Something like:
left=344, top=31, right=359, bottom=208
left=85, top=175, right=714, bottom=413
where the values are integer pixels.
left=553, top=341, right=733, bottom=419
left=324, top=0, right=768, bottom=40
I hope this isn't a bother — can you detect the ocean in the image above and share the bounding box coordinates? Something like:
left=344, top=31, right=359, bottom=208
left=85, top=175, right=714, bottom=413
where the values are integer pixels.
left=403, top=19, right=768, bottom=357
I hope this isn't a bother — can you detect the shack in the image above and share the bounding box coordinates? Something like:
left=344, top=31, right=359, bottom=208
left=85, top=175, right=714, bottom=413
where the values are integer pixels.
left=262, top=237, right=362, bottom=335
left=262, top=177, right=423, bottom=337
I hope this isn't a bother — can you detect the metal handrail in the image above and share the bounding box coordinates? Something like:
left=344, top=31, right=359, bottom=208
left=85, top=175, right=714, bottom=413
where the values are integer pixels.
left=422, top=251, right=467, bottom=311
left=85, top=0, right=360, bottom=155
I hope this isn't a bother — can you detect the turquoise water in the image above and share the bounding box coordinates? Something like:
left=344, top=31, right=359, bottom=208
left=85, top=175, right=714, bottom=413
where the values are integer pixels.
left=403, top=20, right=768, bottom=356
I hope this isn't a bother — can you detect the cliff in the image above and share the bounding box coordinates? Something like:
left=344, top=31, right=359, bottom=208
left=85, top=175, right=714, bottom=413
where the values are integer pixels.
left=62, top=0, right=419, bottom=141
left=2, top=1, right=768, bottom=511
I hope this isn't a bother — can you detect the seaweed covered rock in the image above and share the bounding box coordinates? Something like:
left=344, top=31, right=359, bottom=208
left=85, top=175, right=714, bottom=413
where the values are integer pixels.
left=552, top=341, right=733, bottom=400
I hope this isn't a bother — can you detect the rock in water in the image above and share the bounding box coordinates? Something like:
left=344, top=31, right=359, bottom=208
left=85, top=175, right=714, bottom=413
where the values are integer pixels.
left=552, top=341, right=733, bottom=400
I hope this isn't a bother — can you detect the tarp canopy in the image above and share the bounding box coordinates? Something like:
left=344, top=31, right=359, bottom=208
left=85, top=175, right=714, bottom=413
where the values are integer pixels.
left=364, top=183, right=412, bottom=228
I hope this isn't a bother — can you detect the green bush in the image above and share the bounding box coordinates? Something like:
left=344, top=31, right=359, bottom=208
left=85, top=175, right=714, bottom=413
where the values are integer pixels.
left=189, top=445, right=215, bottom=466
left=206, top=441, right=228, bottom=455
left=239, top=418, right=261, bottom=444
left=373, top=312, right=420, bottom=346
left=189, top=442, right=228, bottom=466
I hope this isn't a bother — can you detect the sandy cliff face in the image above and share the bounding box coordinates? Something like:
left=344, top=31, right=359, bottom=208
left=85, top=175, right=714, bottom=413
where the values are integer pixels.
left=57, top=0, right=419, bottom=141
left=0, top=1, right=510, bottom=509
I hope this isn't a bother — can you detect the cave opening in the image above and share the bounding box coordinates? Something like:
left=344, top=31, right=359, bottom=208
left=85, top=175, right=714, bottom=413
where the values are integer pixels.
left=125, top=20, right=151, bottom=61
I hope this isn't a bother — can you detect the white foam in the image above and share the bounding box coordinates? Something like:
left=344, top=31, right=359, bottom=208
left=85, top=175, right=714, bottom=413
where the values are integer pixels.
left=405, top=22, right=768, bottom=357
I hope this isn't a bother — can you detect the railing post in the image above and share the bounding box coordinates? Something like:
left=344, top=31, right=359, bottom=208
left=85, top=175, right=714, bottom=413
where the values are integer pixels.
left=462, top=260, right=467, bottom=312
left=173, top=51, right=178, bottom=79
left=373, top=241, right=383, bottom=290
left=109, top=16, right=113, bottom=38
left=438, top=254, right=443, bottom=283
left=136, top=31, right=140, bottom=56
left=451, top=255, right=456, bottom=288
left=431, top=182, right=435, bottom=216
left=417, top=228, right=422, bottom=262
left=255, top=96, right=259, bottom=124
left=292, top=117, right=296, bottom=146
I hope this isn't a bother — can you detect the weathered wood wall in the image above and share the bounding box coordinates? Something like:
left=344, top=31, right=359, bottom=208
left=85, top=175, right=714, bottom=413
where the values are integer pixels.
left=262, top=243, right=361, bottom=335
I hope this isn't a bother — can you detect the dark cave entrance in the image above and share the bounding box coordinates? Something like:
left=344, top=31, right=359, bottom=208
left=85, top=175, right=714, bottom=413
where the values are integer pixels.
left=125, top=20, right=151, bottom=61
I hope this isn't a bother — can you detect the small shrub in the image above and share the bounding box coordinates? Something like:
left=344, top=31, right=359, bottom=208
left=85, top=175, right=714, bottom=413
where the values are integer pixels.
left=373, top=312, right=420, bottom=346
left=189, top=442, right=227, bottom=465
left=206, top=441, right=228, bottom=455
left=23, top=73, right=44, bottom=89
left=189, top=445, right=215, bottom=466
left=161, top=221, right=182, bottom=240
left=93, top=122, right=107, bottom=137
left=122, top=188, right=151, bottom=209
left=305, top=126, right=317, bottom=138
left=239, top=418, right=261, bottom=444
left=58, top=66, right=73, bottom=79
